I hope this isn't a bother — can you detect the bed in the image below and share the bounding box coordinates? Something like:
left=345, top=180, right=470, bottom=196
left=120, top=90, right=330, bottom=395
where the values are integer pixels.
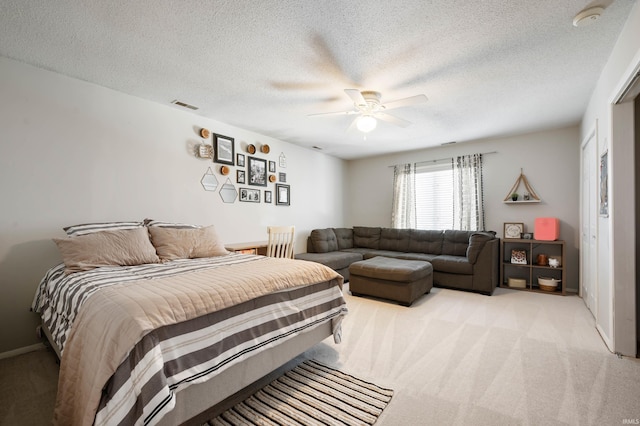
left=31, top=221, right=347, bottom=425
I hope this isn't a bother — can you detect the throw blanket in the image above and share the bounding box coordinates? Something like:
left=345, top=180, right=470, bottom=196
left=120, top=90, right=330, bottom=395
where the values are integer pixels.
left=42, top=255, right=344, bottom=426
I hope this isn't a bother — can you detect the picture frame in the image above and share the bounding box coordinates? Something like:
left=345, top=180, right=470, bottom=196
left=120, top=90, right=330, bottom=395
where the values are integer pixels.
left=522, top=232, right=533, bottom=240
left=213, top=134, right=235, bottom=165
left=264, top=190, right=272, bottom=203
left=600, top=150, right=608, bottom=217
left=248, top=156, right=267, bottom=187
left=503, top=222, right=524, bottom=239
left=510, top=249, right=527, bottom=265
left=276, top=184, right=290, bottom=206
left=269, top=161, right=276, bottom=173
left=239, top=187, right=260, bottom=203
left=279, top=172, right=286, bottom=183
left=236, top=153, right=245, bottom=167
left=236, top=169, right=245, bottom=184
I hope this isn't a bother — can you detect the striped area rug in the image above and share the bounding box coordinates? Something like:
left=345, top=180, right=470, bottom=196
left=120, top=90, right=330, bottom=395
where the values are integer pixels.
left=207, top=359, right=393, bottom=425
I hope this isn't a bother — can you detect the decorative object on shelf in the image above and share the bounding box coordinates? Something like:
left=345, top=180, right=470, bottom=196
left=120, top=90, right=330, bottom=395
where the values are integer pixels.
left=504, top=222, right=524, bottom=239
left=237, top=153, right=245, bottom=167
left=269, top=161, right=276, bottom=173
left=248, top=156, right=267, bottom=186
left=534, top=217, right=559, bottom=241
left=201, top=167, right=219, bottom=192
left=200, top=128, right=210, bottom=139
left=237, top=169, right=245, bottom=184
left=548, top=256, right=562, bottom=267
left=276, top=184, right=290, bottom=206
left=507, top=277, right=527, bottom=288
left=247, top=144, right=256, bottom=154
left=510, top=249, right=527, bottom=264
left=219, top=178, right=237, bottom=203
left=264, top=191, right=272, bottom=203
left=523, top=193, right=530, bottom=200
left=538, top=277, right=561, bottom=292
left=220, top=165, right=230, bottom=176
left=536, top=253, right=548, bottom=266
left=522, top=232, right=533, bottom=239
left=279, top=172, right=286, bottom=183
left=239, top=187, right=260, bottom=203
left=197, top=144, right=213, bottom=159
left=268, top=174, right=276, bottom=183
left=279, top=152, right=287, bottom=168
left=261, top=144, right=270, bottom=154
left=599, top=150, right=608, bottom=217
left=213, top=134, right=235, bottom=165
left=504, top=169, right=540, bottom=203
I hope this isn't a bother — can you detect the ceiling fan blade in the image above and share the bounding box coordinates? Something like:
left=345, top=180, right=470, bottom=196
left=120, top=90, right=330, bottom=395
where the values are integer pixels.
left=375, top=112, right=412, bottom=128
left=382, top=94, right=428, bottom=110
left=344, top=89, right=367, bottom=107
left=308, top=110, right=359, bottom=117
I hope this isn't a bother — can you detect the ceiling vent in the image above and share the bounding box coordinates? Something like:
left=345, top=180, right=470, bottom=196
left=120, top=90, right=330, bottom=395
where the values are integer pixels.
left=171, top=100, right=199, bottom=110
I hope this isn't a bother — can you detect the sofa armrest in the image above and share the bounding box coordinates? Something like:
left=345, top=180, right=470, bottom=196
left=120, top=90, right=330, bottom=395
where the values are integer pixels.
left=471, top=238, right=499, bottom=294
left=466, top=232, right=496, bottom=263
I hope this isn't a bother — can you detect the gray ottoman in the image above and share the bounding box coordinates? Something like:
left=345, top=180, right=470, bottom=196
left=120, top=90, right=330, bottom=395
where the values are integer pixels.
left=349, top=256, right=433, bottom=306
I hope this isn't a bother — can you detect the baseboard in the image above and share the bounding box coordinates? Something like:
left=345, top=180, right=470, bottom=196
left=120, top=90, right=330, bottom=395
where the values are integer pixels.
left=0, top=342, right=46, bottom=360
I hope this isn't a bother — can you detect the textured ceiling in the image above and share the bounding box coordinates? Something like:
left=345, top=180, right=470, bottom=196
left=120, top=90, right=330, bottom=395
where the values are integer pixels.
left=0, top=0, right=635, bottom=159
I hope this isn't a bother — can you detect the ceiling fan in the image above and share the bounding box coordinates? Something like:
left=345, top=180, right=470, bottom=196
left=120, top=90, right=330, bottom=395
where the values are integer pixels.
left=308, top=89, right=428, bottom=133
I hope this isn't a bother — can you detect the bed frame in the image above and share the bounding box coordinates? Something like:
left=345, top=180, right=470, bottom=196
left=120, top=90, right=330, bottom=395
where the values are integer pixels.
left=42, top=320, right=333, bottom=425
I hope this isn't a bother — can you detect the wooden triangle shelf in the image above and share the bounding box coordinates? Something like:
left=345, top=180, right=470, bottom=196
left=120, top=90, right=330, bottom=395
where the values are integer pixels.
left=504, top=169, right=541, bottom=203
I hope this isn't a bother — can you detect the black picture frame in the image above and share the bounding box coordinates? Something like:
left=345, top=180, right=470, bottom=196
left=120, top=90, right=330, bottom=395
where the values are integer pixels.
left=276, top=184, right=290, bottom=206
left=279, top=172, right=286, bottom=183
left=237, top=169, right=245, bottom=184
left=239, top=187, right=260, bottom=203
left=264, top=191, right=272, bottom=203
left=248, top=156, right=267, bottom=187
left=213, top=134, right=235, bottom=165
left=269, top=161, right=276, bottom=173
left=237, top=153, right=245, bottom=167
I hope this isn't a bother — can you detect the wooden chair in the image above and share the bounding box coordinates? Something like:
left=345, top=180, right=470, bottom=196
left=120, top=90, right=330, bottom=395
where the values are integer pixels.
left=266, top=226, right=295, bottom=259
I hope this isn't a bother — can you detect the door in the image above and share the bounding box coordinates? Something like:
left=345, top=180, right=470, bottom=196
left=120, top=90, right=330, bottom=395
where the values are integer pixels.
left=581, top=131, right=598, bottom=316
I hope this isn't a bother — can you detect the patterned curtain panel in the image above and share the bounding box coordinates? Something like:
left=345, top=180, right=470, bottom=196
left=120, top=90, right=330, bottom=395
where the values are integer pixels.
left=391, top=163, right=416, bottom=228
left=453, top=154, right=485, bottom=230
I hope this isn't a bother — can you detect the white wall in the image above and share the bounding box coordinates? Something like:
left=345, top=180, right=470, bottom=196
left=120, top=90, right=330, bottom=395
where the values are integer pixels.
left=346, top=126, right=581, bottom=289
left=0, top=56, right=347, bottom=354
left=580, top=1, right=640, bottom=355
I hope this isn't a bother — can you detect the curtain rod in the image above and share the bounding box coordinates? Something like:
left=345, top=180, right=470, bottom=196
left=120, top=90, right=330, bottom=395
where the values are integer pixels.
left=387, top=151, right=498, bottom=168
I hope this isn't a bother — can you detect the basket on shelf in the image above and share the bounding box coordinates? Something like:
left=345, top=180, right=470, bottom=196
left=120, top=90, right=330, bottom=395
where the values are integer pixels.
left=538, top=277, right=561, bottom=291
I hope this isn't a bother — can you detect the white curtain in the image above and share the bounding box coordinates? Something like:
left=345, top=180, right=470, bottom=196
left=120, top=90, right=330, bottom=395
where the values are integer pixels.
left=453, top=154, right=485, bottom=230
left=391, top=163, right=416, bottom=228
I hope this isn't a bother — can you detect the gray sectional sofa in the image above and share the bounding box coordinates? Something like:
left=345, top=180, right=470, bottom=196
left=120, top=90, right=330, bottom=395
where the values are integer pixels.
left=295, top=226, right=499, bottom=295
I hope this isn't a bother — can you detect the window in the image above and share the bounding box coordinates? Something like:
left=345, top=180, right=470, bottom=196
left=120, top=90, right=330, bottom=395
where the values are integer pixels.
left=392, top=154, right=485, bottom=231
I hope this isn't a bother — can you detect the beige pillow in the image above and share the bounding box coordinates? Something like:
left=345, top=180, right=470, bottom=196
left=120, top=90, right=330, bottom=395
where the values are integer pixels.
left=54, top=227, right=160, bottom=274
left=148, top=225, right=229, bottom=261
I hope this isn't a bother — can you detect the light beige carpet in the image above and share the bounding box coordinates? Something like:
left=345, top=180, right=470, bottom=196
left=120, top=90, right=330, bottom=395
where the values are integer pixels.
left=2, top=286, right=639, bottom=426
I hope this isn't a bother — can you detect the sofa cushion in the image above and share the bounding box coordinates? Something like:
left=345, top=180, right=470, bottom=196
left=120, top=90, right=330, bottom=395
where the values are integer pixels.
left=310, top=228, right=338, bottom=253
left=295, top=251, right=363, bottom=270
left=353, top=226, right=381, bottom=249
left=430, top=255, right=473, bottom=275
left=466, top=232, right=496, bottom=263
left=442, top=230, right=474, bottom=256
left=379, top=228, right=411, bottom=252
left=408, top=230, right=444, bottom=254
left=333, top=228, right=354, bottom=250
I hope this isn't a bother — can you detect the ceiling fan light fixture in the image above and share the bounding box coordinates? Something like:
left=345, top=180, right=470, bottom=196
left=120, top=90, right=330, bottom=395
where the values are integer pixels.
left=357, top=115, right=377, bottom=133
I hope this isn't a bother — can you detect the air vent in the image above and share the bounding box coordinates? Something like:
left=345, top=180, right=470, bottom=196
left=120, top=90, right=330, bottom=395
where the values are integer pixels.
left=441, top=141, right=457, bottom=145
left=171, top=100, right=199, bottom=110
left=312, top=146, right=323, bottom=150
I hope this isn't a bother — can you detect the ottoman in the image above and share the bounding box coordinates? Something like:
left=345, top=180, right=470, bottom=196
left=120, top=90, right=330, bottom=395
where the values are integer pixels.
left=349, top=256, right=433, bottom=306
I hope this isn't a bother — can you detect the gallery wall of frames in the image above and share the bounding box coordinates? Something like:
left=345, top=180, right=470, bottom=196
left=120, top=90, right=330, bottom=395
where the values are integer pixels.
left=196, top=128, right=290, bottom=206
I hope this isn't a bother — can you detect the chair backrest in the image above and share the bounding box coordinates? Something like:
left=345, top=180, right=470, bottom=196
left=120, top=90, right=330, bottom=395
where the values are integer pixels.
left=266, top=225, right=295, bottom=259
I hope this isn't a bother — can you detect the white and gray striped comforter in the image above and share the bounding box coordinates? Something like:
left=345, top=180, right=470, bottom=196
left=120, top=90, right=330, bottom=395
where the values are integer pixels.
left=32, top=254, right=347, bottom=426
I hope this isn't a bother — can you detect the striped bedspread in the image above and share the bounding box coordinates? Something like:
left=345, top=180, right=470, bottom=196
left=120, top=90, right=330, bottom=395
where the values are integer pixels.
left=32, top=254, right=347, bottom=426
